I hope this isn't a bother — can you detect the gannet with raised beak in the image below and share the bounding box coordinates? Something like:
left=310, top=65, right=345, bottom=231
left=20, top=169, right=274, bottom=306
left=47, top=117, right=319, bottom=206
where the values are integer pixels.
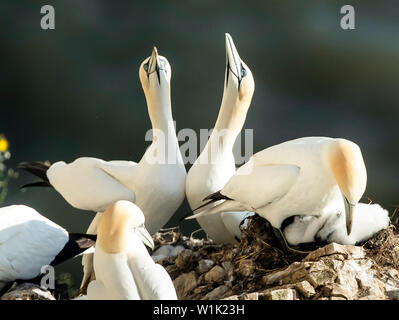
left=188, top=137, right=374, bottom=243
left=18, top=47, right=186, bottom=290
left=86, top=201, right=177, bottom=300
left=0, top=205, right=95, bottom=293
left=185, top=33, right=254, bottom=244
left=19, top=47, right=186, bottom=234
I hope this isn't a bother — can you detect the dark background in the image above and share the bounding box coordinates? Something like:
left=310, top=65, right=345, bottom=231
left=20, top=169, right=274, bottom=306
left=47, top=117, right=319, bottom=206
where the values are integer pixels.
left=1, top=0, right=398, bottom=292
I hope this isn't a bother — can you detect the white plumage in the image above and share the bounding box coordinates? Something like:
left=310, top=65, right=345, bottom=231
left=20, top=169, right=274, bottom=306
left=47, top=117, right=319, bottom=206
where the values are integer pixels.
left=19, top=48, right=187, bottom=290
left=284, top=202, right=390, bottom=245
left=23, top=48, right=186, bottom=236
left=185, top=33, right=254, bottom=244
left=87, top=201, right=177, bottom=300
left=189, top=136, right=371, bottom=243
left=0, top=205, right=90, bottom=290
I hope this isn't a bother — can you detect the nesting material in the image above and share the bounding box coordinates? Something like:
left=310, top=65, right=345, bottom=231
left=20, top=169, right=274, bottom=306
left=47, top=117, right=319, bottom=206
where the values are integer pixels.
left=155, top=215, right=399, bottom=300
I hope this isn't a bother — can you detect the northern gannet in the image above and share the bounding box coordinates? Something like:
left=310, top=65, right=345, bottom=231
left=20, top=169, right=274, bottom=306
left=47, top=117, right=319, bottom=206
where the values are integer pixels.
left=0, top=205, right=95, bottom=293
left=188, top=137, right=369, bottom=241
left=185, top=33, right=254, bottom=244
left=18, top=48, right=187, bottom=289
left=86, top=201, right=177, bottom=300
left=19, top=47, right=186, bottom=235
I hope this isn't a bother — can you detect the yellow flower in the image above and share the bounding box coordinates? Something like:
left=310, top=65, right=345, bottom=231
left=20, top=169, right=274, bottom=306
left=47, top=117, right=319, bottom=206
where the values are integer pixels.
left=0, top=136, right=8, bottom=152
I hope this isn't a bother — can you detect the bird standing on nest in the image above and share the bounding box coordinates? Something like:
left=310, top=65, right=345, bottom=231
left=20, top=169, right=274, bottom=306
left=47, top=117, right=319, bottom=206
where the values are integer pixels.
left=186, top=33, right=254, bottom=244
left=188, top=137, right=388, bottom=245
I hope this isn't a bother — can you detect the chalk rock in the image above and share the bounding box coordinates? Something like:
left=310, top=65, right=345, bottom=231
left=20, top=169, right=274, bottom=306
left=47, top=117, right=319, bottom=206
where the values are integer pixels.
left=175, top=249, right=194, bottom=269
left=262, top=288, right=297, bottom=300
left=197, top=259, right=215, bottom=274
left=1, top=283, right=55, bottom=300
left=224, top=292, right=259, bottom=300
left=173, top=271, right=197, bottom=299
left=262, top=242, right=398, bottom=300
left=202, top=285, right=230, bottom=300
left=295, top=281, right=316, bottom=298
left=204, top=266, right=226, bottom=283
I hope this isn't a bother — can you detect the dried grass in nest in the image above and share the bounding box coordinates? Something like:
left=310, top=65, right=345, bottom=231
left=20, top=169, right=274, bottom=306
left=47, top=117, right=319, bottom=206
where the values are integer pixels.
left=155, top=216, right=399, bottom=299
left=156, top=215, right=316, bottom=298
left=228, top=215, right=309, bottom=294
left=363, top=223, right=399, bottom=269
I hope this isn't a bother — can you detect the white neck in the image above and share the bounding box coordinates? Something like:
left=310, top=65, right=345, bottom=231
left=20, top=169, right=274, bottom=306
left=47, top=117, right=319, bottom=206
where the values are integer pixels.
left=200, top=92, right=249, bottom=163
left=143, top=86, right=182, bottom=164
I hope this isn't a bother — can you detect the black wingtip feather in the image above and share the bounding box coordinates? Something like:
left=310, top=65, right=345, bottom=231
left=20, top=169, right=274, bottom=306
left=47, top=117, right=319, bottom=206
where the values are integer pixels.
left=202, top=190, right=230, bottom=202
left=50, top=233, right=97, bottom=266
left=18, top=161, right=52, bottom=188
left=20, top=181, right=52, bottom=189
left=179, top=191, right=231, bottom=223
left=17, top=161, right=51, bottom=182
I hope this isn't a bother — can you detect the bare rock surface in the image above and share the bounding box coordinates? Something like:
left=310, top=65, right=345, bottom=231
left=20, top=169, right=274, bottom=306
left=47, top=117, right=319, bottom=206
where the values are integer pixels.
left=1, top=283, right=55, bottom=300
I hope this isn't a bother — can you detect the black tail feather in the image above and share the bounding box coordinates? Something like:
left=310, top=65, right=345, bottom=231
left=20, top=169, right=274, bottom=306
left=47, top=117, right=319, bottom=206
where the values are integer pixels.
left=202, top=190, right=231, bottom=202
left=50, top=233, right=97, bottom=266
left=21, top=181, right=52, bottom=189
left=18, top=161, right=51, bottom=182
left=17, top=161, right=52, bottom=188
left=179, top=190, right=230, bottom=223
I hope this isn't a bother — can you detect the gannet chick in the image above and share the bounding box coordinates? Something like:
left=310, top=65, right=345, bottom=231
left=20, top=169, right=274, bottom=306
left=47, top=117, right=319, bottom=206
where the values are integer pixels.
left=87, top=201, right=177, bottom=300
left=185, top=33, right=254, bottom=244
left=188, top=137, right=368, bottom=239
left=0, top=205, right=95, bottom=293
left=151, top=245, right=185, bottom=262
left=283, top=202, right=390, bottom=245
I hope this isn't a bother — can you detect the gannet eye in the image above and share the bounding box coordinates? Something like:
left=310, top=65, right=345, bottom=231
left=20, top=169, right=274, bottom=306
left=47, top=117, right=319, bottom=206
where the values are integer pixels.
left=240, top=64, right=247, bottom=78
left=143, top=62, right=149, bottom=72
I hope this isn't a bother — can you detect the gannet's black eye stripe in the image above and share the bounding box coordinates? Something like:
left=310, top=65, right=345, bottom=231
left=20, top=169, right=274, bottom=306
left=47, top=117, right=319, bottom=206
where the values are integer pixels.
left=132, top=223, right=145, bottom=230
left=226, top=60, right=230, bottom=87
left=226, top=61, right=247, bottom=89
left=144, top=59, right=167, bottom=84
left=228, top=66, right=239, bottom=80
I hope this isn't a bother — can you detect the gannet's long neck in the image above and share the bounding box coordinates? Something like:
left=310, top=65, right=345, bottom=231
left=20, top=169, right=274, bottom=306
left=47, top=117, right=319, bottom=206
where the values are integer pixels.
left=144, top=85, right=182, bottom=164
left=202, top=93, right=248, bottom=163
left=147, top=86, right=174, bottom=132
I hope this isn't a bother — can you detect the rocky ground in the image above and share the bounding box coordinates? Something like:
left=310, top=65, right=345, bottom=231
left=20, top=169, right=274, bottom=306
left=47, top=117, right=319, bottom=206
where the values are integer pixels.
left=2, top=214, right=399, bottom=300
left=154, top=215, right=399, bottom=300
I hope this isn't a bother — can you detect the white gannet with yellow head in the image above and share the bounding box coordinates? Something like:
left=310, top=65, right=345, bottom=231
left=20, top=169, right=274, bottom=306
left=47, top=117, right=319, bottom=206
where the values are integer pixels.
left=18, top=47, right=186, bottom=290
left=87, top=200, right=177, bottom=300
left=19, top=47, right=186, bottom=235
left=188, top=137, right=383, bottom=244
left=185, top=33, right=255, bottom=244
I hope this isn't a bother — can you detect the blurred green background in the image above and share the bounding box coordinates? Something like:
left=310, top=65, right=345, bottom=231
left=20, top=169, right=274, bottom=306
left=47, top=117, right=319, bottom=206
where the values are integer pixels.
left=1, top=0, right=398, bottom=292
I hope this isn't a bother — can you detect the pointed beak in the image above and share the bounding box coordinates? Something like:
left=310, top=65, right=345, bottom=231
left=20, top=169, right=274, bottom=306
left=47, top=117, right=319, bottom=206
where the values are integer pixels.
left=185, top=209, right=215, bottom=221
left=344, top=197, right=355, bottom=235
left=225, top=33, right=242, bottom=83
left=147, top=46, right=159, bottom=77
left=136, top=225, right=155, bottom=250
